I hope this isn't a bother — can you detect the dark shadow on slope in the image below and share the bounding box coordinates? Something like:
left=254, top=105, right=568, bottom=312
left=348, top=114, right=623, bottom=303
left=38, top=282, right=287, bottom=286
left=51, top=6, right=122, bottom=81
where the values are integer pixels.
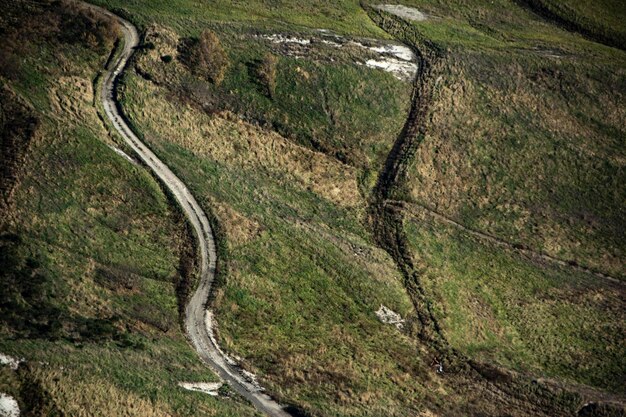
left=512, top=0, right=626, bottom=51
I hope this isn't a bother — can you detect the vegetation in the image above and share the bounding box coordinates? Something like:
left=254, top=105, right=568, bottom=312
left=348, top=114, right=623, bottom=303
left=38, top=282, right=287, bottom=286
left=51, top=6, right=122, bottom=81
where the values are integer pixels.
left=256, top=52, right=278, bottom=99
left=120, top=72, right=426, bottom=416
left=0, top=87, right=39, bottom=205
left=92, top=0, right=410, bottom=171
left=187, top=29, right=230, bottom=85
left=365, top=0, right=625, bottom=395
left=517, top=0, right=626, bottom=50
left=2, top=0, right=624, bottom=415
left=0, top=1, right=256, bottom=415
left=91, top=0, right=388, bottom=37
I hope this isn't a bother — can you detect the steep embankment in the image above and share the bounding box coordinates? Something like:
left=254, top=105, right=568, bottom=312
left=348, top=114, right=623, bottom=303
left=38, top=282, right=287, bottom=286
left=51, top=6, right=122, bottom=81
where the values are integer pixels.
left=92, top=4, right=291, bottom=416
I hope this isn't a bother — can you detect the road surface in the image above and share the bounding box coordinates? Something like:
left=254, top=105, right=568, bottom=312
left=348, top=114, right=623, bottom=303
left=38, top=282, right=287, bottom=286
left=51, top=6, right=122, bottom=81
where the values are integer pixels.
left=91, top=4, right=291, bottom=416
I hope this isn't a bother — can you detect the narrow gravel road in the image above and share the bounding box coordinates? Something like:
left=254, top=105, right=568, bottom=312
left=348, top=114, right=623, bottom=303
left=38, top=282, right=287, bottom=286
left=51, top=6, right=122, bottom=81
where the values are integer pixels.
left=92, top=4, right=291, bottom=416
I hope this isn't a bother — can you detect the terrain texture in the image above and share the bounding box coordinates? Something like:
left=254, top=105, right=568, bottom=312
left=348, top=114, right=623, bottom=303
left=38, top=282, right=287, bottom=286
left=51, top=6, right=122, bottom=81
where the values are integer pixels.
left=1, top=0, right=624, bottom=416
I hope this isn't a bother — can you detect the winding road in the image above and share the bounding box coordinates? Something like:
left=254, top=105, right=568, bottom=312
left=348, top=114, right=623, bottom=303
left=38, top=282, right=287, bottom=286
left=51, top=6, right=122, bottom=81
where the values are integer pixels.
left=92, top=4, right=291, bottom=416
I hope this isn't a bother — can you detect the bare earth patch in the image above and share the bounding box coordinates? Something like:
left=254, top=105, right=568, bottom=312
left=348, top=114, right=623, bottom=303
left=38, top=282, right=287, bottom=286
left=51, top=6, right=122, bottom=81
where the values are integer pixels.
left=178, top=382, right=222, bottom=396
left=258, top=32, right=417, bottom=81
left=0, top=394, right=19, bottom=417
left=374, top=4, right=428, bottom=22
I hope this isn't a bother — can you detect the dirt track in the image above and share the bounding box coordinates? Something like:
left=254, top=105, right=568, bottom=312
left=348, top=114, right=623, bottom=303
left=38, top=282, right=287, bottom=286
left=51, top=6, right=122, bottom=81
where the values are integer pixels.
left=392, top=200, right=624, bottom=285
left=92, top=4, right=291, bottom=416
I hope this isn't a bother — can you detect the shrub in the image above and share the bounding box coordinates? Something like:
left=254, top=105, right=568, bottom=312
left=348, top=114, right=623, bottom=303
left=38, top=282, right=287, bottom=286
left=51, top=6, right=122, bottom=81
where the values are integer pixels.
left=190, top=29, right=229, bottom=85
left=161, top=54, right=173, bottom=63
left=58, top=0, right=120, bottom=51
left=257, top=52, right=278, bottom=99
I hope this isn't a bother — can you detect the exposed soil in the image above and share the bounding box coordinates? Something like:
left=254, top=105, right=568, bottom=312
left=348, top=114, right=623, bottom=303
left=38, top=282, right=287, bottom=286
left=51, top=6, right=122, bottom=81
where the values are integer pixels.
left=374, top=4, right=428, bottom=22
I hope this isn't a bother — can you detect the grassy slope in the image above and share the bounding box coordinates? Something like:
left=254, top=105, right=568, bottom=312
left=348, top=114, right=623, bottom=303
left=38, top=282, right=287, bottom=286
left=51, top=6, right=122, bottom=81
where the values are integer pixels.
left=69, top=1, right=435, bottom=415
left=381, top=0, right=625, bottom=393
left=519, top=0, right=626, bottom=50
left=121, top=69, right=429, bottom=416
left=92, top=0, right=410, bottom=177
left=0, top=2, right=257, bottom=415
left=3, top=0, right=622, bottom=415
left=99, top=0, right=624, bottom=411
left=92, top=0, right=388, bottom=37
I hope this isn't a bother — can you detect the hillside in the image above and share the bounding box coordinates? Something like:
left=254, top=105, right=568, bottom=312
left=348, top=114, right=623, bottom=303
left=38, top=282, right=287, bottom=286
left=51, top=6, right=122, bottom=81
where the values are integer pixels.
left=1, top=0, right=624, bottom=416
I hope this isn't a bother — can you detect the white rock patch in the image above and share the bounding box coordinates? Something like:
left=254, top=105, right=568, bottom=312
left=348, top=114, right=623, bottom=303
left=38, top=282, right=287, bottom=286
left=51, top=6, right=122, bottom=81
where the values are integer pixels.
left=178, top=382, right=222, bottom=396
left=366, top=44, right=415, bottom=62
left=0, top=393, right=19, bottom=417
left=364, top=58, right=417, bottom=81
left=258, top=32, right=417, bottom=81
left=108, top=145, right=137, bottom=165
left=374, top=4, right=428, bottom=22
left=0, top=354, right=22, bottom=371
left=260, top=34, right=311, bottom=45
left=376, top=305, right=405, bottom=329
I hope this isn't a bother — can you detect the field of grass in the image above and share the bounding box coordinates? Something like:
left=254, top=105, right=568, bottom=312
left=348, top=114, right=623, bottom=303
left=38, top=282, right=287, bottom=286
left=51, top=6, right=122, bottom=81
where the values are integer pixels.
left=91, top=0, right=388, bottom=37
left=0, top=2, right=258, bottom=415
left=94, top=0, right=412, bottom=177
left=105, top=0, right=625, bottom=412
left=121, top=71, right=438, bottom=416
left=367, top=0, right=625, bottom=394
left=2, top=0, right=624, bottom=415
left=370, top=0, right=626, bottom=279
left=404, top=213, right=625, bottom=393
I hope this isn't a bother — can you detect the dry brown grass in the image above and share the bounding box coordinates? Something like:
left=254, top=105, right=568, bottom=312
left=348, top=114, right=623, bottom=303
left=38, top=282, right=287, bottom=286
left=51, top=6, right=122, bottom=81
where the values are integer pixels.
left=188, top=29, right=229, bottom=86
left=129, top=77, right=362, bottom=209
left=24, top=366, right=173, bottom=417
left=49, top=76, right=106, bottom=136
left=257, top=52, right=278, bottom=99
left=211, top=200, right=262, bottom=247
left=409, top=55, right=625, bottom=277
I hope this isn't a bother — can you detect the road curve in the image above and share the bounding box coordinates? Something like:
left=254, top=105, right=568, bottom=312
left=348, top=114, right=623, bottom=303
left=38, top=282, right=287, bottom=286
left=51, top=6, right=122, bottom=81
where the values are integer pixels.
left=91, top=4, right=291, bottom=416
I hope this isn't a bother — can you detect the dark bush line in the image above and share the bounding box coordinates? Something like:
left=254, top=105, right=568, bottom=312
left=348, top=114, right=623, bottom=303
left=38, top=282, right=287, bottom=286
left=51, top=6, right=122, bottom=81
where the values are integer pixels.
left=178, top=30, right=230, bottom=85
left=0, top=0, right=120, bottom=81
left=513, top=0, right=626, bottom=51
left=0, top=86, right=39, bottom=208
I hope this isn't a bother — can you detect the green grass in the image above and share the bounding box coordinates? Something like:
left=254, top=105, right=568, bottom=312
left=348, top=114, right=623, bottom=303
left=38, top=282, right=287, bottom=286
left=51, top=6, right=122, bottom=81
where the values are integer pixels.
left=91, top=0, right=388, bottom=37
left=4, top=0, right=624, bottom=414
left=404, top=216, right=625, bottom=393
left=130, top=15, right=411, bottom=173
left=375, top=0, right=626, bottom=278
left=121, top=71, right=439, bottom=415
left=118, top=0, right=624, bottom=411
left=519, top=0, right=626, bottom=50
left=0, top=2, right=258, bottom=415
left=366, top=0, right=626, bottom=394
